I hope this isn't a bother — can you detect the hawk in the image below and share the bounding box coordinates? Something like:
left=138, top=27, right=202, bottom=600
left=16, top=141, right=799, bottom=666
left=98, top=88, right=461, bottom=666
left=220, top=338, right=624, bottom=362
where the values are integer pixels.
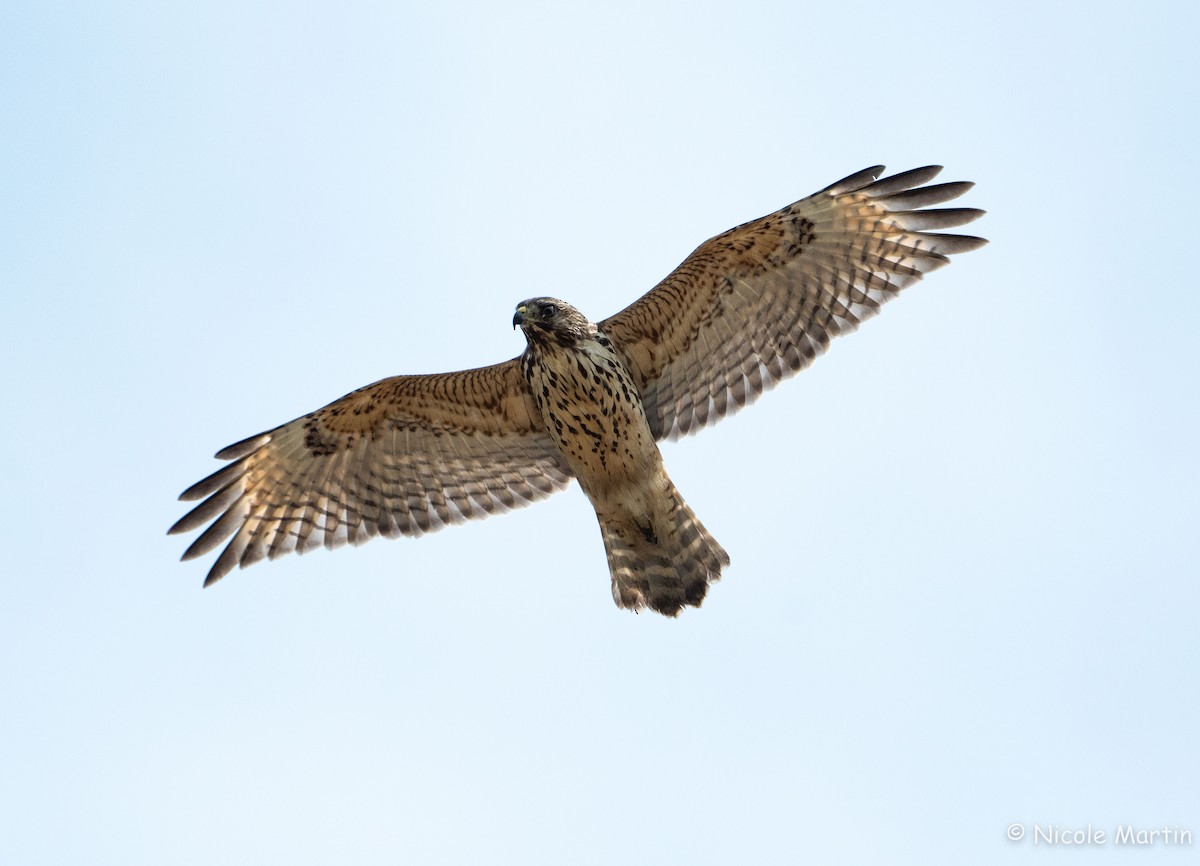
left=170, top=165, right=985, bottom=616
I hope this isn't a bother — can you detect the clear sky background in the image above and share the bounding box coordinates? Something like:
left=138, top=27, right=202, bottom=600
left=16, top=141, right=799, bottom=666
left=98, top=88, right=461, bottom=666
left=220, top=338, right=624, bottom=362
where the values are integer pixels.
left=2, top=2, right=1197, bottom=864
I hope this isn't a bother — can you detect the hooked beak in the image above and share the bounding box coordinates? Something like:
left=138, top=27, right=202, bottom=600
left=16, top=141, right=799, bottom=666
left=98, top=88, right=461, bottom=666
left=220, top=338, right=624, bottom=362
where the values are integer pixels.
left=512, top=305, right=527, bottom=329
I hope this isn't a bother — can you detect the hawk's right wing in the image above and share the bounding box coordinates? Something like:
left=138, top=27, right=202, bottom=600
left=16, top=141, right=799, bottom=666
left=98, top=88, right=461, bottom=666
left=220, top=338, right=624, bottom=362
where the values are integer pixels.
left=600, top=165, right=986, bottom=440
left=169, top=359, right=573, bottom=586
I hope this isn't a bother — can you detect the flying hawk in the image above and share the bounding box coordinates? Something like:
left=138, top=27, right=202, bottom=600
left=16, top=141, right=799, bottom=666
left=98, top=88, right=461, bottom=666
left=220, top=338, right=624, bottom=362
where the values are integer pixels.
left=170, top=165, right=986, bottom=615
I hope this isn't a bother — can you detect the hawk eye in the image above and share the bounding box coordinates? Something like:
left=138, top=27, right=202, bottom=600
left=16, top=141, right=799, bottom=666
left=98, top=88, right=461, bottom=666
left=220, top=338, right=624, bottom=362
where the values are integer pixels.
left=541, top=304, right=557, bottom=320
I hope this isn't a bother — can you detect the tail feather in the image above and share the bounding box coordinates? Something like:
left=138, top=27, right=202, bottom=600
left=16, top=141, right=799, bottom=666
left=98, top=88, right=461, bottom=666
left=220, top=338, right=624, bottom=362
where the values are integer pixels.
left=600, top=482, right=729, bottom=616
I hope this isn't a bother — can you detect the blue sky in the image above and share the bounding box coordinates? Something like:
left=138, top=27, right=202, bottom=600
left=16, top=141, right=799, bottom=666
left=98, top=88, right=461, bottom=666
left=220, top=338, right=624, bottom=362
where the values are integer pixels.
left=2, top=2, right=1197, bottom=864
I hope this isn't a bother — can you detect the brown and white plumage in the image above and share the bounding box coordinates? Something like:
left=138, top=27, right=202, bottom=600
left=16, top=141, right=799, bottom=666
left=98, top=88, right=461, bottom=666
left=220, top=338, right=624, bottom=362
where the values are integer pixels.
left=172, top=365, right=572, bottom=582
left=601, top=165, right=984, bottom=439
left=171, top=165, right=985, bottom=615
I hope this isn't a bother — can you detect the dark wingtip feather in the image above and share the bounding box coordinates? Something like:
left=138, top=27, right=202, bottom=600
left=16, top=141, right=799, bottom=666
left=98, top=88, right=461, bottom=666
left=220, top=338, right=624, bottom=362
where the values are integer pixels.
left=203, top=541, right=244, bottom=586
left=214, top=432, right=272, bottom=461
left=875, top=181, right=975, bottom=210
left=167, top=512, right=198, bottom=536
left=889, top=207, right=986, bottom=231
left=178, top=458, right=246, bottom=502
left=823, top=165, right=885, bottom=195
left=203, top=559, right=231, bottom=587
left=169, top=483, right=243, bottom=535
left=180, top=504, right=245, bottom=561
left=861, top=165, right=943, bottom=196
left=930, top=234, right=989, bottom=254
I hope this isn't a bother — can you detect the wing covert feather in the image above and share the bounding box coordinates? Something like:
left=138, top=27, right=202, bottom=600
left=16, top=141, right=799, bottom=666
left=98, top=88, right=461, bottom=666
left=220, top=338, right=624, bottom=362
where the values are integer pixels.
left=599, top=166, right=986, bottom=439
left=170, top=359, right=572, bottom=585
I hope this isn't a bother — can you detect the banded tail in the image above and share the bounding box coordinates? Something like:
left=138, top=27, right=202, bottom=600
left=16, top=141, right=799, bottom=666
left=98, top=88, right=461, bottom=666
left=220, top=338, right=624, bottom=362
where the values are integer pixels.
left=599, top=480, right=729, bottom=616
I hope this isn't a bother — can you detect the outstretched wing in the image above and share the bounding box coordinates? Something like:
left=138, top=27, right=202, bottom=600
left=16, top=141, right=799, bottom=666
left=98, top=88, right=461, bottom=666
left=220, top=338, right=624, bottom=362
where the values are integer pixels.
left=169, top=359, right=572, bottom=586
left=600, top=166, right=986, bottom=439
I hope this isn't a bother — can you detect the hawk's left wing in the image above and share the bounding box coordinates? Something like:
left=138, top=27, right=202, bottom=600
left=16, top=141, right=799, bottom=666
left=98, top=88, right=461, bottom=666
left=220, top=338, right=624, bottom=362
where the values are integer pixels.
left=600, top=166, right=986, bottom=440
left=169, top=359, right=573, bottom=586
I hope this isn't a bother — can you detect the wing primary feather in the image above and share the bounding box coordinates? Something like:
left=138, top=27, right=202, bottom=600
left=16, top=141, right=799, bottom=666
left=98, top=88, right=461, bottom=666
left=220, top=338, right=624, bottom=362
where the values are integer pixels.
left=238, top=524, right=269, bottom=569
left=858, top=165, right=943, bottom=196
left=919, top=233, right=989, bottom=255
left=169, top=481, right=245, bottom=535
left=181, top=495, right=250, bottom=561
left=821, top=165, right=885, bottom=195
left=205, top=531, right=250, bottom=586
left=875, top=181, right=975, bottom=210
left=214, top=432, right=272, bottom=461
left=886, top=207, right=986, bottom=231
left=177, top=457, right=248, bottom=502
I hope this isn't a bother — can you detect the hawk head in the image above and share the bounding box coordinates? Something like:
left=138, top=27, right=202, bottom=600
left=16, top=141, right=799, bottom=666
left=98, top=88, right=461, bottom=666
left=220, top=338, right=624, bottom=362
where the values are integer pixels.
left=513, top=297, right=595, bottom=347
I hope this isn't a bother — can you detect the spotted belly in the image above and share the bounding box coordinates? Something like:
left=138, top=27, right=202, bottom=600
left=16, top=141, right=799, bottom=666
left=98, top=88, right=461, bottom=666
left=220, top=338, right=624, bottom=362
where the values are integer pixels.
left=522, top=334, right=661, bottom=497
